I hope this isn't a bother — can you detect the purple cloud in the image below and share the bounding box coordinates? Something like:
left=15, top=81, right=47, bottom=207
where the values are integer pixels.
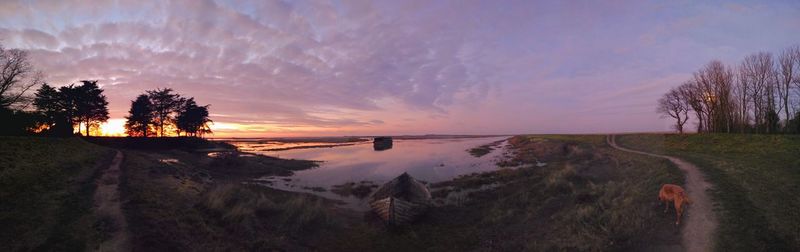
left=1, top=0, right=799, bottom=136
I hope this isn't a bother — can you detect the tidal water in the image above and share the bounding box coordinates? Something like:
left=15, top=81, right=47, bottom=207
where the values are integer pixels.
left=231, top=136, right=511, bottom=209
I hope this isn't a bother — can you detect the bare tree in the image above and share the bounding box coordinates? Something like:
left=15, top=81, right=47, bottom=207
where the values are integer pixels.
left=663, top=46, right=800, bottom=135
left=778, top=46, right=800, bottom=132
left=692, top=60, right=735, bottom=133
left=0, top=45, right=43, bottom=109
left=658, top=87, right=690, bottom=133
left=678, top=81, right=706, bottom=132
left=740, top=52, right=775, bottom=133
left=735, top=66, right=751, bottom=132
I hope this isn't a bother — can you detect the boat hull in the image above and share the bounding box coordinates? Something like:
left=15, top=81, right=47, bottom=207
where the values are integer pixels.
left=369, top=172, right=431, bottom=225
left=370, top=196, right=429, bottom=225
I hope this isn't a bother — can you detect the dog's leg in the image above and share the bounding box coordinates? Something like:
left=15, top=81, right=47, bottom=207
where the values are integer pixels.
left=664, top=200, right=669, bottom=213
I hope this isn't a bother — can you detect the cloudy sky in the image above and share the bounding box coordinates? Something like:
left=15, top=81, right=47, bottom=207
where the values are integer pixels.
left=2, top=0, right=799, bottom=137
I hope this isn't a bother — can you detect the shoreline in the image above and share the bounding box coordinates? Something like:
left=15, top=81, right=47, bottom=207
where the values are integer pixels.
left=225, top=135, right=510, bottom=153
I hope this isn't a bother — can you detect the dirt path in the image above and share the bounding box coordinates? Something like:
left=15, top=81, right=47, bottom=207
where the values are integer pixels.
left=93, top=150, right=130, bottom=251
left=607, top=135, right=716, bottom=252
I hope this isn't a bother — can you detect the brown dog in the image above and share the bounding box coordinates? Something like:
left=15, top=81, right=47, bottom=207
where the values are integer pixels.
left=659, top=184, right=692, bottom=225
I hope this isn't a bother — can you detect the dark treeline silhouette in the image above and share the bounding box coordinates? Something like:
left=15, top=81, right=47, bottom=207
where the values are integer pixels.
left=659, top=45, right=800, bottom=134
left=124, top=88, right=212, bottom=137
left=0, top=43, right=212, bottom=138
left=34, top=81, right=109, bottom=136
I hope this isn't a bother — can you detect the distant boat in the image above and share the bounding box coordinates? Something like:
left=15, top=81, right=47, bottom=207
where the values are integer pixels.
left=373, top=136, right=393, bottom=151
left=369, top=172, right=431, bottom=225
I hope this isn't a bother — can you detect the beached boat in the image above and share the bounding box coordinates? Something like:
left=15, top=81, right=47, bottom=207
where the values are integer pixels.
left=373, top=136, right=393, bottom=151
left=369, top=172, right=431, bottom=225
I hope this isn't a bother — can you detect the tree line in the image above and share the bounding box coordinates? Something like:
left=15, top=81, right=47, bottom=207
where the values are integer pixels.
left=124, top=88, right=212, bottom=137
left=0, top=43, right=212, bottom=137
left=658, top=45, right=800, bottom=134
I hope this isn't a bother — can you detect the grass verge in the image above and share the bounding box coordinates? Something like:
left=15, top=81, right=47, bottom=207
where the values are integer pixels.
left=0, top=137, right=115, bottom=251
left=616, top=133, right=800, bottom=251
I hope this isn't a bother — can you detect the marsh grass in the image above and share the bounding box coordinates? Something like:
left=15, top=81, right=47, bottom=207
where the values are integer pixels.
left=467, top=139, right=505, bottom=157
left=202, top=184, right=335, bottom=235
left=0, top=137, right=115, bottom=251
left=617, top=133, right=800, bottom=251
left=120, top=149, right=341, bottom=251
left=330, top=181, right=378, bottom=198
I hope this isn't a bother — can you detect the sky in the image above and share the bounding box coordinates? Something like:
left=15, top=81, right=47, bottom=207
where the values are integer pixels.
left=2, top=0, right=800, bottom=137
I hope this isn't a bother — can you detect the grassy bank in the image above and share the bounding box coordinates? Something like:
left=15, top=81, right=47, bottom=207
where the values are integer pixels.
left=0, top=137, right=115, bottom=251
left=616, top=134, right=800, bottom=251
left=119, top=148, right=344, bottom=250
left=86, top=136, right=234, bottom=150
left=326, top=135, right=684, bottom=251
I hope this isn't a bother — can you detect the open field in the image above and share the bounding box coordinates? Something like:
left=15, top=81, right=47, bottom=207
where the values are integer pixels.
left=0, top=137, right=116, bottom=251
left=616, top=134, right=800, bottom=251
left=3, top=135, right=689, bottom=251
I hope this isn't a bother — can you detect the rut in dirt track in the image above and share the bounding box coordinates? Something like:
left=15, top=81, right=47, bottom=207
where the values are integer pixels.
left=93, top=150, right=130, bottom=251
left=607, top=135, right=717, bottom=252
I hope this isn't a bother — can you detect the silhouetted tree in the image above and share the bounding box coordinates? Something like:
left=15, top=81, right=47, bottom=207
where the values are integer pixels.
left=124, top=94, right=154, bottom=137
left=33, top=83, right=72, bottom=136
left=32, top=81, right=109, bottom=136
left=175, top=98, right=212, bottom=137
left=0, top=44, right=43, bottom=109
left=74, top=81, right=109, bottom=136
left=0, top=107, right=40, bottom=135
left=33, top=84, right=60, bottom=125
left=57, top=84, right=80, bottom=133
left=658, top=88, right=690, bottom=133
left=146, top=88, right=184, bottom=137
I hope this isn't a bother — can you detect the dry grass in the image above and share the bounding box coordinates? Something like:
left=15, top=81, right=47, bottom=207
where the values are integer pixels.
left=120, top=149, right=343, bottom=251
left=202, top=184, right=334, bottom=235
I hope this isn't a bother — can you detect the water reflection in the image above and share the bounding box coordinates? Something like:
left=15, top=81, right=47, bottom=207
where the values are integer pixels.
left=232, top=136, right=511, bottom=210
left=224, top=139, right=366, bottom=152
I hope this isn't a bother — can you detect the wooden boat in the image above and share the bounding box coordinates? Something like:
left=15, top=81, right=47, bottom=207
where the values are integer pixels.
left=373, top=136, right=393, bottom=151
left=369, top=172, right=431, bottom=225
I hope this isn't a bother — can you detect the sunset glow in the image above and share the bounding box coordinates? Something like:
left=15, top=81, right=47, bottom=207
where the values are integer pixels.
left=97, top=119, right=127, bottom=136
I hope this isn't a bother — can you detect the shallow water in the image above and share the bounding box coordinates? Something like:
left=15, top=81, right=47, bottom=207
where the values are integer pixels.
left=232, top=136, right=511, bottom=209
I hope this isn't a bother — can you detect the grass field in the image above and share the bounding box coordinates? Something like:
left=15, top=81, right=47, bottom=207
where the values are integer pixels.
left=0, top=137, right=115, bottom=251
left=616, top=134, right=800, bottom=251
